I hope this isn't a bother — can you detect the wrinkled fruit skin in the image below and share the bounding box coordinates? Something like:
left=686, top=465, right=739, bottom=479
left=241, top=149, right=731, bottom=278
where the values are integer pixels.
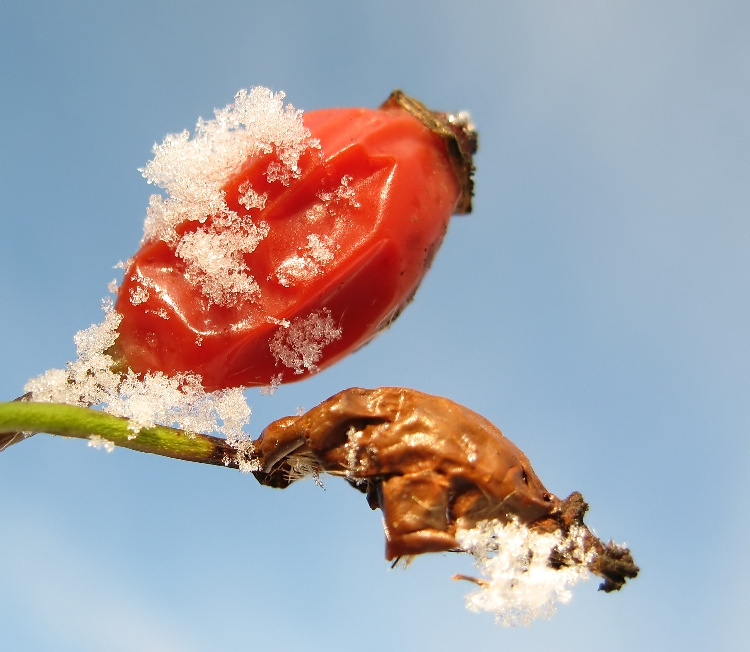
left=253, top=387, right=559, bottom=560
left=113, top=94, right=475, bottom=391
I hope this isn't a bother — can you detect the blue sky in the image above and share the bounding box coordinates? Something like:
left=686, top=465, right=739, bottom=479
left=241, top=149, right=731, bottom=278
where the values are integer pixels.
left=1, top=1, right=748, bottom=650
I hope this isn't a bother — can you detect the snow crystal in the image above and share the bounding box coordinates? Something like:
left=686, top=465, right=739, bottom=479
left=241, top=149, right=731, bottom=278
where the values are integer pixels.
left=458, top=433, right=478, bottom=464
left=305, top=234, right=336, bottom=264
left=26, top=306, right=123, bottom=407
left=129, top=285, right=149, bottom=305
left=275, top=233, right=337, bottom=287
left=269, top=308, right=342, bottom=375
left=213, top=389, right=258, bottom=473
left=174, top=216, right=269, bottom=306
left=146, top=307, right=170, bottom=320
left=344, top=425, right=365, bottom=478
left=237, top=182, right=267, bottom=211
left=447, top=110, right=476, bottom=135
left=88, top=435, right=115, bottom=453
left=106, top=370, right=234, bottom=435
left=259, top=373, right=284, bottom=396
left=317, top=175, right=359, bottom=207
left=455, top=518, right=592, bottom=626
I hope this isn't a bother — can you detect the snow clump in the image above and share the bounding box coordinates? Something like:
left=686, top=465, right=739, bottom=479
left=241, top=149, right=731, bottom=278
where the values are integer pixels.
left=456, top=517, right=592, bottom=626
left=139, top=87, right=319, bottom=308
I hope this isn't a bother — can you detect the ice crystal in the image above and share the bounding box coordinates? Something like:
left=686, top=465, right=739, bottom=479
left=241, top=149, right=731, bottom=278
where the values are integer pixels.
left=259, top=373, right=284, bottom=396
left=317, top=175, right=359, bottom=207
left=344, top=425, right=365, bottom=478
left=275, top=233, right=338, bottom=287
left=174, top=216, right=269, bottom=306
left=25, top=306, right=123, bottom=408
left=88, top=435, right=115, bottom=453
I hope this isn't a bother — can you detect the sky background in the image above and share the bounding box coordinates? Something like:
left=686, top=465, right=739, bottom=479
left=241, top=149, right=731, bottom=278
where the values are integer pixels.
left=1, top=1, right=748, bottom=650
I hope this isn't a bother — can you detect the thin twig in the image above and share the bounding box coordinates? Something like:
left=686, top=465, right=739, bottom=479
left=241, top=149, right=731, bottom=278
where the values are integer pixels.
left=0, top=401, right=238, bottom=468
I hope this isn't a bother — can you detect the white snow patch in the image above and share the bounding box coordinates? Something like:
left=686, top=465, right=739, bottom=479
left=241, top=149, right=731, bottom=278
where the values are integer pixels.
left=259, top=373, right=284, bottom=396
left=456, top=518, right=592, bottom=626
left=139, top=87, right=319, bottom=306
left=317, top=175, right=359, bottom=207
left=275, top=233, right=337, bottom=287
left=129, top=285, right=149, bottom=305
left=25, top=305, right=123, bottom=408
left=344, top=425, right=365, bottom=478
left=214, top=389, right=258, bottom=473
left=269, top=308, right=342, bottom=375
left=174, top=216, right=269, bottom=306
left=141, top=87, right=317, bottom=244
left=237, top=182, right=268, bottom=211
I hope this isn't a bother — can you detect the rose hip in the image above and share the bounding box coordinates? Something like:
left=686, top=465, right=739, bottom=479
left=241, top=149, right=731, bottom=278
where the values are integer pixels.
left=111, top=91, right=477, bottom=391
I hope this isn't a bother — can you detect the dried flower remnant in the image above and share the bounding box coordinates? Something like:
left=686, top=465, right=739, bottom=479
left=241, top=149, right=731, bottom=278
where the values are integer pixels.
left=253, top=387, right=558, bottom=555
left=252, top=387, right=638, bottom=623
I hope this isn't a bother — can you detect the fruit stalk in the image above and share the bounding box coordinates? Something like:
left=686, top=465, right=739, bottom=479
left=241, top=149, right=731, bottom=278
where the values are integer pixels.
left=0, top=401, right=237, bottom=466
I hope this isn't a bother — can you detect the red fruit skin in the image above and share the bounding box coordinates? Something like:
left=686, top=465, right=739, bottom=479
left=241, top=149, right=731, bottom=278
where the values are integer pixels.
left=113, top=103, right=464, bottom=391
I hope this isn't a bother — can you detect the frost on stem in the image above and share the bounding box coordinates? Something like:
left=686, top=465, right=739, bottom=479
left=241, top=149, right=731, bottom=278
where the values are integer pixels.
left=24, top=303, right=252, bottom=447
left=88, top=435, right=115, bottom=453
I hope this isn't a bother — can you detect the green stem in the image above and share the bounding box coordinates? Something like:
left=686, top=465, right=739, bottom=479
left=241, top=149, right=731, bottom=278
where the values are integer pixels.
left=0, top=401, right=238, bottom=468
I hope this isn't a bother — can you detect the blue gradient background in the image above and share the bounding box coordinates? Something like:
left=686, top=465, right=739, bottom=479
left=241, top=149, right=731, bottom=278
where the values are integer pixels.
left=1, top=2, right=748, bottom=650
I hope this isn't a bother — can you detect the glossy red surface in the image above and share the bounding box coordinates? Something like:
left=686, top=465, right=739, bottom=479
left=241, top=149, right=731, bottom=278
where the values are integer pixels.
left=113, top=101, right=464, bottom=390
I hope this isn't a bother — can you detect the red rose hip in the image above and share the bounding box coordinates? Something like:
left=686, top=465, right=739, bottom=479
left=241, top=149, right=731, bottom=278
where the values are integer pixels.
left=111, top=89, right=477, bottom=391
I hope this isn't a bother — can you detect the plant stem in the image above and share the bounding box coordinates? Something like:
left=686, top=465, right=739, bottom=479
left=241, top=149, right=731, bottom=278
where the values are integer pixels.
left=0, top=401, right=238, bottom=468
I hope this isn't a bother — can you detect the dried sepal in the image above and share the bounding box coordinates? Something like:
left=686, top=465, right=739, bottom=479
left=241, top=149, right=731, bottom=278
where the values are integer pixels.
left=252, top=386, right=638, bottom=623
